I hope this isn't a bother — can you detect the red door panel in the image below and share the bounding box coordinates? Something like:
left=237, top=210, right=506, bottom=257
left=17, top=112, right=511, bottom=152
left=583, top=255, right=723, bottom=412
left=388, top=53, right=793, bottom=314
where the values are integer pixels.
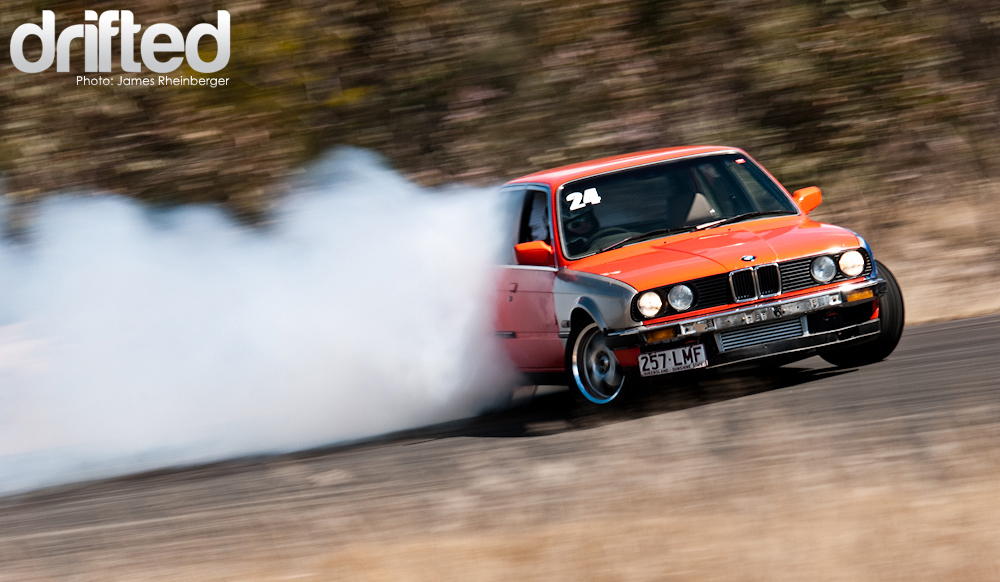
left=494, top=266, right=564, bottom=371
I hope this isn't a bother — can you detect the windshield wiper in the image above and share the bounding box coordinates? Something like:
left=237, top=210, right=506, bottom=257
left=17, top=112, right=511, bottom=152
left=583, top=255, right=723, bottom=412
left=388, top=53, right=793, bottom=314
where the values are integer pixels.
left=599, top=226, right=697, bottom=253
left=695, top=210, right=797, bottom=231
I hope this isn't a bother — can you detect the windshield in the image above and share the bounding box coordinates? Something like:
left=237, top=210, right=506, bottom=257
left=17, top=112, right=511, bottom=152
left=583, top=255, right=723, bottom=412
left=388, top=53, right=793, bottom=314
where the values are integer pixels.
left=557, top=153, right=799, bottom=259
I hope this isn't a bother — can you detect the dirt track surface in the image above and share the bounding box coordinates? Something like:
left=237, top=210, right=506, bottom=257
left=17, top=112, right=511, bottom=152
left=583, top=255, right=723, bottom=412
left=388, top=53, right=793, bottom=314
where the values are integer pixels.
left=3, top=315, right=1000, bottom=581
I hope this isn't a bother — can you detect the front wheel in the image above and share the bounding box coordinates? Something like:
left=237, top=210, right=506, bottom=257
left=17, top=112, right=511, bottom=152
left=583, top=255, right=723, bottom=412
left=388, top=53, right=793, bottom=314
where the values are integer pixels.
left=820, top=260, right=904, bottom=367
left=569, top=322, right=626, bottom=405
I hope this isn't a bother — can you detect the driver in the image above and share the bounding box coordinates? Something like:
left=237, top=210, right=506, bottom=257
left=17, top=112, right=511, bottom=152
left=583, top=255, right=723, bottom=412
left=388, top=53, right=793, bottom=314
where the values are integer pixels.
left=564, top=207, right=600, bottom=256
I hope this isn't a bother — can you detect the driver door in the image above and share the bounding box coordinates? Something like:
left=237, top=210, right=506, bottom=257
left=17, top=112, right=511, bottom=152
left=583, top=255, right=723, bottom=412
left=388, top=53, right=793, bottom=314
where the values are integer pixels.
left=494, top=187, right=564, bottom=371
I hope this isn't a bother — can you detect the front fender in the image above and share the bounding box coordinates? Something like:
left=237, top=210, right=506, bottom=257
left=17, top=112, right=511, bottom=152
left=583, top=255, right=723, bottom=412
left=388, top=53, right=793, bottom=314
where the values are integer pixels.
left=554, top=269, right=638, bottom=332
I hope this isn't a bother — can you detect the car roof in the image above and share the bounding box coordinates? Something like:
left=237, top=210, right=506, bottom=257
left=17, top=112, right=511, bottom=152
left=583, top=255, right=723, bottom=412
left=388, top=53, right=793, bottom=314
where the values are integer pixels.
left=506, top=146, right=740, bottom=189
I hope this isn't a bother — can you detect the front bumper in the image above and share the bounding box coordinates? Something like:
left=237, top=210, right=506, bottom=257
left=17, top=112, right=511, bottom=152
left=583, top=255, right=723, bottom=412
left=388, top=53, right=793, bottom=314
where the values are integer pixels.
left=704, top=318, right=879, bottom=368
left=605, top=278, right=886, bottom=368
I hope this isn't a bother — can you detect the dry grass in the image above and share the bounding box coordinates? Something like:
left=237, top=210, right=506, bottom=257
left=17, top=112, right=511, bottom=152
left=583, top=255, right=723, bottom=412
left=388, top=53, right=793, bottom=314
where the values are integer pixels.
left=313, top=486, right=1000, bottom=582
left=303, top=428, right=1000, bottom=582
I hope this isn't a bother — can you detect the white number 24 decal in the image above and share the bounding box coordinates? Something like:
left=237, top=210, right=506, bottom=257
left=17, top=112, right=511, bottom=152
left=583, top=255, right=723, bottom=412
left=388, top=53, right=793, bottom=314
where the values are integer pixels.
left=566, top=188, right=602, bottom=211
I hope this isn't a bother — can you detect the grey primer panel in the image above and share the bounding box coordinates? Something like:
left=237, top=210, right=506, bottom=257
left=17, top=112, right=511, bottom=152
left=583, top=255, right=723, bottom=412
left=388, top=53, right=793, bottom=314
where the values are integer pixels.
left=554, top=269, right=638, bottom=332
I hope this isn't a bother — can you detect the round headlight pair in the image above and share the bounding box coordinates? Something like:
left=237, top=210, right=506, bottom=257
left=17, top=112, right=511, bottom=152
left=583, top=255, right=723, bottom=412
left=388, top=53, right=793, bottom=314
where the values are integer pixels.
left=637, top=285, right=694, bottom=318
left=810, top=250, right=865, bottom=283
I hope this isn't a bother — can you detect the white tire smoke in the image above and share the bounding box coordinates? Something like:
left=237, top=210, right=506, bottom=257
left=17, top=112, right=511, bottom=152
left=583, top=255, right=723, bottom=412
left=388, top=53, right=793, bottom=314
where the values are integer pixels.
left=0, top=148, right=517, bottom=495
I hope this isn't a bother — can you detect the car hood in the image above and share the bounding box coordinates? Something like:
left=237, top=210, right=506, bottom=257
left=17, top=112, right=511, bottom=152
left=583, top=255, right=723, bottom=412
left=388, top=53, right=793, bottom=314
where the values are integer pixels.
left=567, top=216, right=861, bottom=292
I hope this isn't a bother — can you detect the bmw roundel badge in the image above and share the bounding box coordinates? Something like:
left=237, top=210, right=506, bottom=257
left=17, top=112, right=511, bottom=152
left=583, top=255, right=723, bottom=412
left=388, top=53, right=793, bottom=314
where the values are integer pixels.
left=741, top=255, right=756, bottom=262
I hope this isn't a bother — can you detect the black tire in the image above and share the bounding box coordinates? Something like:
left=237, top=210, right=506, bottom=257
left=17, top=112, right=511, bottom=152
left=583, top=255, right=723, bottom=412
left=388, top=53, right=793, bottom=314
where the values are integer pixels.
left=820, top=260, right=904, bottom=367
left=567, top=322, right=628, bottom=406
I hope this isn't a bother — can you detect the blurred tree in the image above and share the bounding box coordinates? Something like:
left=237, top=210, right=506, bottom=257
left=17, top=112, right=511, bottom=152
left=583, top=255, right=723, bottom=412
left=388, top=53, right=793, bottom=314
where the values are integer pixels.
left=2, top=0, right=1000, bottom=231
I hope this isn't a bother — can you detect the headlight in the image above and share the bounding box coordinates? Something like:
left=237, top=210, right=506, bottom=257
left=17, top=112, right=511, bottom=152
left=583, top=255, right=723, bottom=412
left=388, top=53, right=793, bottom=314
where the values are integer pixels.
left=810, top=256, right=837, bottom=283
left=838, top=250, right=865, bottom=277
left=637, top=291, right=663, bottom=318
left=667, top=285, right=694, bottom=311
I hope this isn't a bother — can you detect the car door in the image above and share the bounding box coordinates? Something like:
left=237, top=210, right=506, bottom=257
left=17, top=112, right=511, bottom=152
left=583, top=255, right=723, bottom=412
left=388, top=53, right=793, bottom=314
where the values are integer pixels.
left=494, top=186, right=565, bottom=371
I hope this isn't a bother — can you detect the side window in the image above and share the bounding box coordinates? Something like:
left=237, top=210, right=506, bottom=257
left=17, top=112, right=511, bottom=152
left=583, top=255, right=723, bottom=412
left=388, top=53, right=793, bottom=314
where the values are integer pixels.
left=499, top=186, right=526, bottom=265
left=691, top=161, right=751, bottom=215
left=518, top=189, right=550, bottom=245
left=724, top=159, right=798, bottom=213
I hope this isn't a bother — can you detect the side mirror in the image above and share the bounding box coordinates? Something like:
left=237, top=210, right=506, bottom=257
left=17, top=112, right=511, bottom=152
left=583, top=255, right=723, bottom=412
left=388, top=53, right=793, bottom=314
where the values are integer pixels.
left=514, top=240, right=554, bottom=267
left=793, top=186, right=822, bottom=214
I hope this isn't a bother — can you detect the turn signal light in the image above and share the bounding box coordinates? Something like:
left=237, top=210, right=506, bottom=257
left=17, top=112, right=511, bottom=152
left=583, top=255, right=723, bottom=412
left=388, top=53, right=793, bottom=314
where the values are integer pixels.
left=645, top=327, right=677, bottom=344
left=845, top=289, right=874, bottom=303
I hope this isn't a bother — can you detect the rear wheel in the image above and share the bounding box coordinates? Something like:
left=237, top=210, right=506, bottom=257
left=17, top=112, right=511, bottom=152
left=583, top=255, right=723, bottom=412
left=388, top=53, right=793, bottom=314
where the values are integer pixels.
left=820, top=260, right=904, bottom=367
left=568, top=322, right=626, bottom=405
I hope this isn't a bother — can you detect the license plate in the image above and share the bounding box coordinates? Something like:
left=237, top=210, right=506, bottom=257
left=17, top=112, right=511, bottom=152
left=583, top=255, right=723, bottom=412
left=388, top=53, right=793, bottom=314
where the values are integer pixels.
left=638, top=344, right=708, bottom=377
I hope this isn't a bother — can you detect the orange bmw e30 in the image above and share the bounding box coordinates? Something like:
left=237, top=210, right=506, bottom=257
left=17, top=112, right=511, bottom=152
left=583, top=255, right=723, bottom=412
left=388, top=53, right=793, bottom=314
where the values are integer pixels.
left=495, top=146, right=903, bottom=406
